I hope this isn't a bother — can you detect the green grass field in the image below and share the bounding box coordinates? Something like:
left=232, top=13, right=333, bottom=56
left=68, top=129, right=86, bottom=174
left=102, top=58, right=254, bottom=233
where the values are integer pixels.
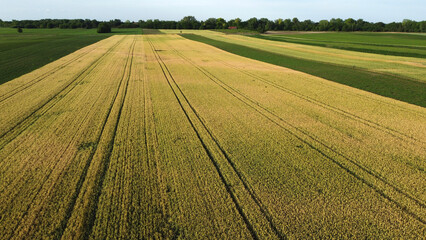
left=0, top=28, right=142, bottom=85
left=181, top=33, right=426, bottom=107
left=253, top=32, right=426, bottom=58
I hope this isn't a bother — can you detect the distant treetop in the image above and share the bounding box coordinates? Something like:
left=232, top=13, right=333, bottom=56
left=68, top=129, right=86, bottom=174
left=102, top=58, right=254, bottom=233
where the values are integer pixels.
left=97, top=22, right=111, bottom=33
left=1, top=17, right=425, bottom=33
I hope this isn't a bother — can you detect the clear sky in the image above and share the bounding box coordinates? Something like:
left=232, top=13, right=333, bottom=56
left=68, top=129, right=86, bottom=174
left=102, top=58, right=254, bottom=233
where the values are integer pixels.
left=1, top=0, right=425, bottom=23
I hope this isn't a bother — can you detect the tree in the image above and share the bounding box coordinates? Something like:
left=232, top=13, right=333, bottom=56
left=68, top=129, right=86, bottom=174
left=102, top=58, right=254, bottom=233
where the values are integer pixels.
left=216, top=18, right=226, bottom=29
left=91, top=20, right=99, bottom=29
left=1, top=18, right=424, bottom=33
left=385, top=22, right=402, bottom=32
left=97, top=23, right=111, bottom=33
left=226, top=19, right=235, bottom=28
left=275, top=18, right=284, bottom=30
left=343, top=18, right=355, bottom=31
left=402, top=19, right=419, bottom=32
left=179, top=16, right=199, bottom=29
left=318, top=20, right=329, bottom=31
left=145, top=20, right=154, bottom=29
left=234, top=18, right=242, bottom=29
left=204, top=18, right=216, bottom=29
left=265, top=20, right=274, bottom=32
left=302, top=20, right=314, bottom=31
left=110, top=19, right=122, bottom=27
left=292, top=17, right=300, bottom=30
left=258, top=18, right=271, bottom=32
left=329, top=18, right=344, bottom=31
left=373, top=22, right=385, bottom=32
left=283, top=19, right=292, bottom=30
left=153, top=19, right=161, bottom=29
left=247, top=17, right=258, bottom=31
left=420, top=21, right=426, bottom=32
left=355, top=19, right=366, bottom=31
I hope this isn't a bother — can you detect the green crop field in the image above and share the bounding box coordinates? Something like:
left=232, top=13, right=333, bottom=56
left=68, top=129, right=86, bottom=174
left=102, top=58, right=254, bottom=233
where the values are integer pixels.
left=0, top=31, right=425, bottom=239
left=254, top=32, right=426, bottom=58
left=168, top=30, right=426, bottom=107
left=0, top=28, right=142, bottom=85
left=162, top=30, right=426, bottom=81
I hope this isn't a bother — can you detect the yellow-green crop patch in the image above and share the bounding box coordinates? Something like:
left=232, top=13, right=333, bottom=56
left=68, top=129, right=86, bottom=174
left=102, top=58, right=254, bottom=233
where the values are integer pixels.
left=0, top=34, right=424, bottom=239
left=173, top=30, right=426, bottom=107
left=253, top=32, right=426, bottom=58
left=165, top=30, right=426, bottom=82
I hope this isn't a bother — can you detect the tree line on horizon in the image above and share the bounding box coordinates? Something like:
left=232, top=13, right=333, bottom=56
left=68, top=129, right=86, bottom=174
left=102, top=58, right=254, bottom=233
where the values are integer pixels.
left=1, top=17, right=425, bottom=32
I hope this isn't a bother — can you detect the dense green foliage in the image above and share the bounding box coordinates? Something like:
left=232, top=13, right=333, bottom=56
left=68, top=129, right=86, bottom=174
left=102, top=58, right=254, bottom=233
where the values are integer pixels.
left=1, top=17, right=425, bottom=32
left=140, top=17, right=426, bottom=32
left=97, top=23, right=111, bottom=33
left=1, top=19, right=100, bottom=29
left=253, top=32, right=426, bottom=58
left=181, top=34, right=426, bottom=107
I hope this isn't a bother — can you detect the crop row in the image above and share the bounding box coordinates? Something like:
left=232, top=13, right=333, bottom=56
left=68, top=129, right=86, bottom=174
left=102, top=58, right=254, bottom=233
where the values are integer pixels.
left=144, top=34, right=425, bottom=238
left=0, top=35, right=134, bottom=238
left=0, top=34, right=424, bottom=239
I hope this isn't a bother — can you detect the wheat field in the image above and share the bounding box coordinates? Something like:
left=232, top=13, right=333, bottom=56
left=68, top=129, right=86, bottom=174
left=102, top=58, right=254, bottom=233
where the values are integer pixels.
left=0, top=34, right=424, bottom=239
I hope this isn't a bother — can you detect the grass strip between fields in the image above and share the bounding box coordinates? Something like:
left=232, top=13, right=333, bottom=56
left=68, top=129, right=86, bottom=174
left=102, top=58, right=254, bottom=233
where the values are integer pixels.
left=251, top=35, right=426, bottom=58
left=180, top=34, right=426, bottom=108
